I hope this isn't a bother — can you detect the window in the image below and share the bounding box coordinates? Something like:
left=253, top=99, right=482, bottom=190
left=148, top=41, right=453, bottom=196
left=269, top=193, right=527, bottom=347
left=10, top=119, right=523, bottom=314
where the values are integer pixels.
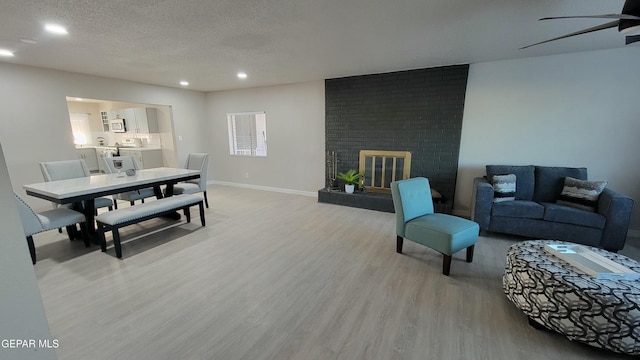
left=69, top=112, right=91, bottom=145
left=227, top=112, right=267, bottom=156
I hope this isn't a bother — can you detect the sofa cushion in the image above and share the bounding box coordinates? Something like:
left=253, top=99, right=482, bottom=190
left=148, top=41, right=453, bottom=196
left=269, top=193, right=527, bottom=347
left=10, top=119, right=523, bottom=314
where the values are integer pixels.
left=556, top=177, right=607, bottom=212
left=542, top=202, right=606, bottom=229
left=533, top=166, right=587, bottom=203
left=491, top=174, right=516, bottom=202
left=486, top=165, right=535, bottom=200
left=492, top=200, right=544, bottom=219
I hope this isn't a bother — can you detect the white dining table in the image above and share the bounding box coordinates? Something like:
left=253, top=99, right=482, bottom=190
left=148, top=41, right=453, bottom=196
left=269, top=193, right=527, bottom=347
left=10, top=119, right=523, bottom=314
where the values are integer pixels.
left=23, top=167, right=201, bottom=240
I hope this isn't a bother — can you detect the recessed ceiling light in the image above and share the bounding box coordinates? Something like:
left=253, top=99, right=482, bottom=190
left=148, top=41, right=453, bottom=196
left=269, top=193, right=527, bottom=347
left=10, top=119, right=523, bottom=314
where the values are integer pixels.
left=0, top=49, right=15, bottom=57
left=179, top=80, right=189, bottom=86
left=75, top=98, right=83, bottom=101
left=45, top=24, right=68, bottom=35
left=237, top=72, right=247, bottom=79
left=20, top=38, right=38, bottom=44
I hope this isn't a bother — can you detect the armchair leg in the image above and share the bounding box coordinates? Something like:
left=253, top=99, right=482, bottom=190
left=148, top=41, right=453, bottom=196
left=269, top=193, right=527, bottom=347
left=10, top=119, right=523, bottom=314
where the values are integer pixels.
left=396, top=236, right=403, bottom=253
left=443, top=254, right=452, bottom=276
left=203, top=191, right=209, bottom=209
left=466, top=245, right=475, bottom=263
left=26, top=236, right=36, bottom=264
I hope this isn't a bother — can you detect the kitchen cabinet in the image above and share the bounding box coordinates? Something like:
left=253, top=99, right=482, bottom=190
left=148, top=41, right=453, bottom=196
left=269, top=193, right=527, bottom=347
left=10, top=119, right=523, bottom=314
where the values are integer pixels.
left=100, top=111, right=109, bottom=132
left=124, top=107, right=159, bottom=134
left=76, top=148, right=99, bottom=172
left=118, top=149, right=163, bottom=170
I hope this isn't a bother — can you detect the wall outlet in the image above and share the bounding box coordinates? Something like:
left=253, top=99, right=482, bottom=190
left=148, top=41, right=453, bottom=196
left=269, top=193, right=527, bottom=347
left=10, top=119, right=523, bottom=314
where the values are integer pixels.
left=178, top=135, right=183, bottom=141
left=245, top=172, right=249, bottom=178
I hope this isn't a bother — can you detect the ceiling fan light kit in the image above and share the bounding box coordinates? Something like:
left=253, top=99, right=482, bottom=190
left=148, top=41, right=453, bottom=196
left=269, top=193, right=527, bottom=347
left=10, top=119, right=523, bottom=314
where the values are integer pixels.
left=522, top=0, right=640, bottom=49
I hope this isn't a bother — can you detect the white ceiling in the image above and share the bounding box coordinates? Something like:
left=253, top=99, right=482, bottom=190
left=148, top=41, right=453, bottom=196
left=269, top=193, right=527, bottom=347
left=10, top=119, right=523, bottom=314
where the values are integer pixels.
left=0, top=0, right=633, bottom=92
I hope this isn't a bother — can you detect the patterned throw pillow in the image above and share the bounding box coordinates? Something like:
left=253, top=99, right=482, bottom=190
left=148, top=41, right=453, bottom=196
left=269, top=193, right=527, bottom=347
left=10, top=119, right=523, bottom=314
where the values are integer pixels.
left=492, top=174, right=516, bottom=202
left=556, top=177, right=607, bottom=212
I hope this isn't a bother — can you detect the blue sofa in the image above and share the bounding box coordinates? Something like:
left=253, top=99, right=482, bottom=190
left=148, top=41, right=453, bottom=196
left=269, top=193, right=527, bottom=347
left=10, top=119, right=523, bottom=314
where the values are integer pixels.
left=471, top=165, right=634, bottom=251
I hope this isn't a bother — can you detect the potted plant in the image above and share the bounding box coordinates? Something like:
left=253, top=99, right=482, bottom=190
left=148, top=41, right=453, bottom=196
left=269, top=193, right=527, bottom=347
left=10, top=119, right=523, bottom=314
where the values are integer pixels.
left=337, top=169, right=362, bottom=194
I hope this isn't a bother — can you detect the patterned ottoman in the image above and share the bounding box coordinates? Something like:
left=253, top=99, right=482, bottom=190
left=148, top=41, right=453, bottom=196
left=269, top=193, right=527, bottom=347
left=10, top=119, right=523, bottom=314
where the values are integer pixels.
left=503, top=240, right=640, bottom=355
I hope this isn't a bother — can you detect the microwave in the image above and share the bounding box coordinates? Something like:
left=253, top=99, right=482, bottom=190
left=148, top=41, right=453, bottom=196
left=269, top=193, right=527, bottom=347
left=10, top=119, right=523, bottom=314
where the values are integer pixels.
left=110, top=118, right=126, bottom=133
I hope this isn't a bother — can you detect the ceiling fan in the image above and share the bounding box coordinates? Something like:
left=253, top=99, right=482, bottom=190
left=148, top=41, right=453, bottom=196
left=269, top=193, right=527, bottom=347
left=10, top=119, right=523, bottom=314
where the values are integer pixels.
left=521, top=0, right=640, bottom=49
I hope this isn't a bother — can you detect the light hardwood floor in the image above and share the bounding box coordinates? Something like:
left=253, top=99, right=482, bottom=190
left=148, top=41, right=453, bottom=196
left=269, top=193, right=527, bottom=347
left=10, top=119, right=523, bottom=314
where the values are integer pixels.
left=33, top=186, right=640, bottom=360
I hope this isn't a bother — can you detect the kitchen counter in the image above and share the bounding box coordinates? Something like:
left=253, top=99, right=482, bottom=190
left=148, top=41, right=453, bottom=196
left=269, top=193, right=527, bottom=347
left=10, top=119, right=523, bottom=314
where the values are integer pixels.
left=75, top=145, right=161, bottom=150
left=117, top=146, right=162, bottom=151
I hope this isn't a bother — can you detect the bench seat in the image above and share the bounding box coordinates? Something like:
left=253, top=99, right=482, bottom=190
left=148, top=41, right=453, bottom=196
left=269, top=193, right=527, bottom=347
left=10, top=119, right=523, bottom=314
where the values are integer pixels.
left=96, top=194, right=205, bottom=258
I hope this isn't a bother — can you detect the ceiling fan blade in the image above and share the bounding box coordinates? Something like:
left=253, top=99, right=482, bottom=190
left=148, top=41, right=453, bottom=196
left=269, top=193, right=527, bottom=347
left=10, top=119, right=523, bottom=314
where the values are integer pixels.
left=541, top=14, right=640, bottom=21
left=520, top=20, right=619, bottom=49
left=626, top=34, right=640, bottom=44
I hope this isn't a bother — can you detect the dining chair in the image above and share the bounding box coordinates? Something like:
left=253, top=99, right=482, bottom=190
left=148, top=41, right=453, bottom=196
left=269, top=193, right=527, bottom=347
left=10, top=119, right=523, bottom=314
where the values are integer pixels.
left=14, top=192, right=89, bottom=264
left=170, top=153, right=209, bottom=208
left=40, top=159, right=114, bottom=213
left=391, top=177, right=479, bottom=276
left=102, top=156, right=156, bottom=209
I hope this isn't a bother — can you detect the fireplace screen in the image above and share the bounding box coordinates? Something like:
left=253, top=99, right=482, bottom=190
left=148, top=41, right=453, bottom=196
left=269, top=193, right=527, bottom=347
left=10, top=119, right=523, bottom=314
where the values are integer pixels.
left=359, top=150, right=411, bottom=194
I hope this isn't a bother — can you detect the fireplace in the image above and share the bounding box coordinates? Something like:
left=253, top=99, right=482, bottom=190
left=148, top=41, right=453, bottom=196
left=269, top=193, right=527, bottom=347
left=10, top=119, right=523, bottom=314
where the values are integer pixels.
left=320, top=64, right=469, bottom=213
left=318, top=149, right=450, bottom=213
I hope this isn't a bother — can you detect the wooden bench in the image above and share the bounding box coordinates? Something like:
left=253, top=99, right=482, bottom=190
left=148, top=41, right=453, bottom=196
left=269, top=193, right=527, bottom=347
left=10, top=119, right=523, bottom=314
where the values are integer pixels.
left=96, top=194, right=205, bottom=258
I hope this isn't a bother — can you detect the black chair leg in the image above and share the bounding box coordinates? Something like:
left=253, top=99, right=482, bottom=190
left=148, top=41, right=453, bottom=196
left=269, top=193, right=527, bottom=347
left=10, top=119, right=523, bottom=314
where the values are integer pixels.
left=466, top=245, right=475, bottom=263
left=130, top=201, right=135, bottom=206
left=184, top=206, right=191, bottom=223
left=199, top=202, right=205, bottom=226
left=203, top=191, right=209, bottom=209
left=26, top=236, right=36, bottom=264
left=443, top=254, right=452, bottom=276
left=113, top=201, right=118, bottom=210
left=396, top=236, right=403, bottom=253
left=98, top=224, right=107, bottom=252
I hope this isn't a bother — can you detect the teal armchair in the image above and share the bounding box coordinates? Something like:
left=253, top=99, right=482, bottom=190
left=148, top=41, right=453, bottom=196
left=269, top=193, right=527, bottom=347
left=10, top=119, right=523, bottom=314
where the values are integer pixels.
left=391, top=177, right=479, bottom=275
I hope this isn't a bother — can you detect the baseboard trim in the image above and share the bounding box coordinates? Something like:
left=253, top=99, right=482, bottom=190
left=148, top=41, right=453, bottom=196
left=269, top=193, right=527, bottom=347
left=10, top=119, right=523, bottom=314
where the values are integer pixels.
left=210, top=181, right=317, bottom=198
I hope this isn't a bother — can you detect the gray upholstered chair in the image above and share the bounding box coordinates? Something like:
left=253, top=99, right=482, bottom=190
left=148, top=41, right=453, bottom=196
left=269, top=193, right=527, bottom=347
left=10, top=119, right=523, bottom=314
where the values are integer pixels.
left=171, top=153, right=209, bottom=208
left=40, top=159, right=114, bottom=212
left=14, top=193, right=89, bottom=264
left=102, top=156, right=156, bottom=209
left=391, top=177, right=479, bottom=275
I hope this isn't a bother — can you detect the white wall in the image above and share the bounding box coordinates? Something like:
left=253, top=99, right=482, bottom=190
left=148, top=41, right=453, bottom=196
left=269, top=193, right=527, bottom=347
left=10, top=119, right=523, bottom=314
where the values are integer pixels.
left=457, top=46, right=640, bottom=231
left=0, top=62, right=208, bottom=210
left=206, top=81, right=325, bottom=195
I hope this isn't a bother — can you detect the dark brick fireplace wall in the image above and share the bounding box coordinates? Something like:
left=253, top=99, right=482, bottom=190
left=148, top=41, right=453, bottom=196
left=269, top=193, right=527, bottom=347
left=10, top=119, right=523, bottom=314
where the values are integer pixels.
left=325, top=65, right=469, bottom=203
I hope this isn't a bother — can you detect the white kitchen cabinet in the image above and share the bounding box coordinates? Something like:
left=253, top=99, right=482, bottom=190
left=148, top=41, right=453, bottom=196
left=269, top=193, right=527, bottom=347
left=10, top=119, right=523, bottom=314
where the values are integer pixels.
left=76, top=148, right=99, bottom=172
left=118, top=149, right=163, bottom=169
left=110, top=109, right=126, bottom=119
left=100, top=111, right=110, bottom=132
left=124, top=108, right=159, bottom=134
left=135, top=108, right=159, bottom=133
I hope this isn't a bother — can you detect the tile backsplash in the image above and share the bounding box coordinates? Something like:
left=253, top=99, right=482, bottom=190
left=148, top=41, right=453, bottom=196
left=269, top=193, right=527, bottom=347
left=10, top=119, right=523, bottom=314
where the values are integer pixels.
left=91, top=132, right=162, bottom=147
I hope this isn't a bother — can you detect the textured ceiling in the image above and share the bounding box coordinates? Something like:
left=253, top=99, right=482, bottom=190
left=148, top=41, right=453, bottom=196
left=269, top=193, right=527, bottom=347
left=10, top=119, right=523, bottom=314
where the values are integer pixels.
left=0, top=0, right=633, bottom=91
